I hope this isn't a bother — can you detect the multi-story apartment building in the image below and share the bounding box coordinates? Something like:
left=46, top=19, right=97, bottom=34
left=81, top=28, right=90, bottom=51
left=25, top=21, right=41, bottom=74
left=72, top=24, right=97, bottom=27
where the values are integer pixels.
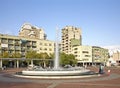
left=72, top=45, right=92, bottom=66
left=0, top=34, right=36, bottom=57
left=37, top=40, right=54, bottom=55
left=92, top=46, right=109, bottom=65
left=61, top=26, right=82, bottom=54
left=0, top=34, right=54, bottom=57
left=0, top=23, right=110, bottom=68
left=112, top=51, right=120, bottom=64
left=112, top=51, right=120, bottom=61
left=0, top=23, right=55, bottom=58
left=0, top=33, right=55, bottom=68
left=19, top=23, right=47, bottom=40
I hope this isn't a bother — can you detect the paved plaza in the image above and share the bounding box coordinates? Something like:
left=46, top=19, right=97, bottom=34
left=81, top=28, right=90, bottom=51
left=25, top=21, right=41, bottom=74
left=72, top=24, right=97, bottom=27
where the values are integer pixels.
left=0, top=67, right=120, bottom=88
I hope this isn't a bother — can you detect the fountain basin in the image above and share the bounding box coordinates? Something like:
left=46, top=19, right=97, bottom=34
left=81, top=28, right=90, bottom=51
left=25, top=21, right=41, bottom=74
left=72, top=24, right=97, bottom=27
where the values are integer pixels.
left=16, top=66, right=97, bottom=79
left=22, top=68, right=91, bottom=76
left=22, top=66, right=93, bottom=76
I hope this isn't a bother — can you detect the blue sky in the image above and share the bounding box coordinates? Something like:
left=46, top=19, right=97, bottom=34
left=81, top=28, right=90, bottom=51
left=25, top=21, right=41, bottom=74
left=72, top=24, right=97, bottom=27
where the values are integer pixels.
left=0, top=0, right=120, bottom=46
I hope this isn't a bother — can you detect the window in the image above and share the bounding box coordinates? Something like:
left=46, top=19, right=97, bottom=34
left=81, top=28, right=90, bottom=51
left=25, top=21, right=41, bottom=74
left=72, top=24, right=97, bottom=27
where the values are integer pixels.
left=85, top=55, right=90, bottom=57
left=40, top=43, right=42, bottom=45
left=49, top=43, right=52, bottom=46
left=44, top=43, right=47, bottom=46
left=82, top=51, right=89, bottom=53
left=74, top=48, right=78, bottom=50
left=74, top=51, right=77, bottom=53
left=44, top=48, right=47, bottom=50
left=49, top=48, right=52, bottom=51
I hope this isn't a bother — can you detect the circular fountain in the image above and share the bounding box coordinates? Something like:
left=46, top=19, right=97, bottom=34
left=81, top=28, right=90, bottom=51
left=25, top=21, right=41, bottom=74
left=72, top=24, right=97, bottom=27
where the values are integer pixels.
left=18, top=65, right=96, bottom=79
left=22, top=65, right=91, bottom=76
left=16, top=29, right=97, bottom=79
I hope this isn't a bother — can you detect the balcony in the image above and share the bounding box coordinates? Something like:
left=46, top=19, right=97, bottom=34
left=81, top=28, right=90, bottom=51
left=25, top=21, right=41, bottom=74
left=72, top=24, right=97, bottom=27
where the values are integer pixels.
left=1, top=40, right=8, bottom=44
left=21, top=47, right=26, bottom=51
left=15, top=47, right=21, bottom=51
left=9, top=47, right=14, bottom=50
left=27, top=42, right=32, bottom=46
left=14, top=42, right=21, bottom=45
left=27, top=47, right=32, bottom=51
left=8, top=40, right=14, bottom=44
left=32, top=46, right=36, bottom=48
left=27, top=43, right=32, bottom=46
left=32, top=43, right=36, bottom=47
left=2, top=47, right=8, bottom=51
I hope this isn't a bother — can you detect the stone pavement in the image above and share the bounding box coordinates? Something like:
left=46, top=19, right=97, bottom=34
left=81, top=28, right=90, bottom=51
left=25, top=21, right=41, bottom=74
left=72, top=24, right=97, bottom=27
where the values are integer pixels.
left=0, top=67, right=120, bottom=88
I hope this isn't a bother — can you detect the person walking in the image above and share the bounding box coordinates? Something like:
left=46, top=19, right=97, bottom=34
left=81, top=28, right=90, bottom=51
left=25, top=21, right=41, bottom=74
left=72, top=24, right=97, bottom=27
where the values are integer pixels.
left=99, top=64, right=104, bottom=74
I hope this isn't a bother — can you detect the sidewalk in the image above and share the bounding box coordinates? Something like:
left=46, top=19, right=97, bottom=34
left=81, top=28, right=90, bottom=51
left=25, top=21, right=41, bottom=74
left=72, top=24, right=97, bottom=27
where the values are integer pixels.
left=0, top=67, right=120, bottom=88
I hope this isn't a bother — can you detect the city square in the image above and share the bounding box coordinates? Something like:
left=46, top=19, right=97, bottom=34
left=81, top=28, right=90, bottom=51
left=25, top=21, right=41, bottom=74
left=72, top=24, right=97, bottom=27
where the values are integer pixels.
left=0, top=66, right=120, bottom=88
left=0, top=0, right=120, bottom=88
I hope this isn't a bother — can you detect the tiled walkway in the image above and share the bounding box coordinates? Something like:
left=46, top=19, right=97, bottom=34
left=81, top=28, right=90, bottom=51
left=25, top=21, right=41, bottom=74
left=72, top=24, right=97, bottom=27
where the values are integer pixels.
left=0, top=67, right=120, bottom=88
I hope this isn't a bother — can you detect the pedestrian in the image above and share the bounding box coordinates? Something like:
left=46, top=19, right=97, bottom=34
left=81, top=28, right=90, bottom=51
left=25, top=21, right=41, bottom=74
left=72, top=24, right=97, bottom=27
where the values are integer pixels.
left=99, top=64, right=104, bottom=74
left=107, top=70, right=111, bottom=76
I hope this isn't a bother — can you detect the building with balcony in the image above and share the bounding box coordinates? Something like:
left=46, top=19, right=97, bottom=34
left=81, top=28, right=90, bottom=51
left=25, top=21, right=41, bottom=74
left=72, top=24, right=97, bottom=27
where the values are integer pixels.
left=19, top=23, right=47, bottom=40
left=0, top=34, right=37, bottom=57
left=61, top=26, right=82, bottom=54
left=92, top=46, right=109, bottom=65
left=37, top=40, right=54, bottom=55
left=0, top=33, right=55, bottom=68
left=0, top=23, right=110, bottom=68
left=112, top=51, right=120, bottom=65
left=0, top=33, right=54, bottom=57
left=72, top=45, right=92, bottom=66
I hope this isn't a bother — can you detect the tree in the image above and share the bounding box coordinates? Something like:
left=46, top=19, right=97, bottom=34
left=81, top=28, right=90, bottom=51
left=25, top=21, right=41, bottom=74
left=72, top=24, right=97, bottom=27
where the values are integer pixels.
left=68, top=54, right=77, bottom=66
left=60, top=52, right=69, bottom=66
left=25, top=50, right=37, bottom=59
left=32, top=53, right=41, bottom=65
left=36, top=53, right=42, bottom=59
left=2, top=51, right=9, bottom=58
left=11, top=52, right=21, bottom=58
left=49, top=53, right=54, bottom=59
left=60, top=52, right=77, bottom=66
left=0, top=53, right=2, bottom=58
left=40, top=52, right=49, bottom=68
left=25, top=50, right=37, bottom=65
left=2, top=52, right=9, bottom=67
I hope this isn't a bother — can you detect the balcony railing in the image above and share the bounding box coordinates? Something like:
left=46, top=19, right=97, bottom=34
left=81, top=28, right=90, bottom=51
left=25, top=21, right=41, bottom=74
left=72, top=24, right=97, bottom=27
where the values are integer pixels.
left=9, top=47, right=14, bottom=50
left=32, top=43, right=36, bottom=46
left=8, top=41, right=14, bottom=44
left=14, top=42, right=21, bottom=45
left=15, top=47, right=21, bottom=50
